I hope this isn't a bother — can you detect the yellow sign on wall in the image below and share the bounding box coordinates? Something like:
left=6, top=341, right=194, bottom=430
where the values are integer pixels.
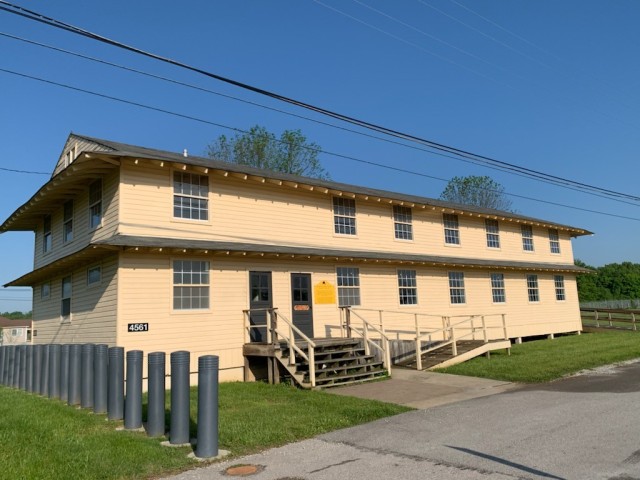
left=314, top=281, right=336, bottom=305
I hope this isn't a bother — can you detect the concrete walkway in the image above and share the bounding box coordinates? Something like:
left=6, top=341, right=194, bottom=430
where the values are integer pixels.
left=327, top=367, right=516, bottom=409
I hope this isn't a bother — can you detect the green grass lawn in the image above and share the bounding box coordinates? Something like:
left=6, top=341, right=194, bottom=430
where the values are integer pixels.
left=0, top=382, right=410, bottom=480
left=437, top=331, right=640, bottom=383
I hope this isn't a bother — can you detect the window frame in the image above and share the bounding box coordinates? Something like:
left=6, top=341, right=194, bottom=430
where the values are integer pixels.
left=336, top=267, right=361, bottom=306
left=549, top=228, right=561, bottom=254
left=43, top=214, right=52, bottom=253
left=393, top=205, right=413, bottom=241
left=485, top=219, right=500, bottom=249
left=63, top=199, right=74, bottom=243
left=397, top=269, right=418, bottom=305
left=443, top=214, right=460, bottom=245
left=61, top=275, right=72, bottom=322
left=87, top=265, right=102, bottom=287
left=172, top=259, right=210, bottom=311
left=448, top=271, right=466, bottom=304
left=89, top=180, right=103, bottom=230
left=173, top=171, right=209, bottom=221
left=521, top=225, right=535, bottom=252
left=490, top=273, right=506, bottom=303
left=41, top=282, right=51, bottom=300
left=554, top=275, right=566, bottom=301
left=333, top=197, right=357, bottom=236
left=526, top=274, right=540, bottom=302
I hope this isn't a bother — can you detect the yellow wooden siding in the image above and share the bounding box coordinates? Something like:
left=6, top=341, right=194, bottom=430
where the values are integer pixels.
left=34, top=169, right=119, bottom=269
left=118, top=163, right=575, bottom=265
left=31, top=255, right=118, bottom=344
left=117, top=253, right=580, bottom=381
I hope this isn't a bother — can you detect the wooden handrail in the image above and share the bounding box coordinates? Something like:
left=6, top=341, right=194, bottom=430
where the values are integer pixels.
left=341, top=307, right=392, bottom=374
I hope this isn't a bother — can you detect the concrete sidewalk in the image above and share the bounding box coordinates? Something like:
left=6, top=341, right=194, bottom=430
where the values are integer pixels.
left=327, top=367, right=516, bottom=409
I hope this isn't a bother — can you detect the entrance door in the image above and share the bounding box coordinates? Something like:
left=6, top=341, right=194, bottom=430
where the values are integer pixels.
left=249, top=271, right=272, bottom=342
left=291, top=273, right=314, bottom=339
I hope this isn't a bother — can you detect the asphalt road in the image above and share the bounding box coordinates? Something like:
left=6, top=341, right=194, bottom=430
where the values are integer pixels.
left=166, top=361, right=640, bottom=480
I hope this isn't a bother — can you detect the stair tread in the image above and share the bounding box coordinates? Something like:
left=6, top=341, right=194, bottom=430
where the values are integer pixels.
left=309, top=362, right=385, bottom=375
left=314, top=369, right=387, bottom=384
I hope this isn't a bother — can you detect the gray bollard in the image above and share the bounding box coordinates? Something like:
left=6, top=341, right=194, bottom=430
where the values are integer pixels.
left=26, top=345, right=34, bottom=393
left=68, top=344, right=82, bottom=406
left=81, top=344, right=95, bottom=409
left=60, top=345, right=70, bottom=402
left=147, top=352, right=166, bottom=437
left=170, top=351, right=191, bottom=445
left=108, top=347, right=124, bottom=421
left=93, top=344, right=108, bottom=414
left=0, top=346, right=5, bottom=385
left=19, top=345, right=27, bottom=390
left=33, top=345, right=42, bottom=394
left=195, top=355, right=219, bottom=459
left=7, top=346, right=15, bottom=387
left=49, top=344, right=61, bottom=399
left=124, top=350, right=143, bottom=429
left=13, top=345, right=21, bottom=388
left=40, top=344, right=50, bottom=396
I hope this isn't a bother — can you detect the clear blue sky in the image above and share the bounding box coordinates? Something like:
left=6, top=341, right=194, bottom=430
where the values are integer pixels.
left=1, top=0, right=639, bottom=312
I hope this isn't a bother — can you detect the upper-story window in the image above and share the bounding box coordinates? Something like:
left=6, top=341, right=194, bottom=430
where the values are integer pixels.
left=443, top=214, right=460, bottom=245
left=554, top=275, right=566, bottom=301
left=61, top=275, right=72, bottom=321
left=173, top=172, right=209, bottom=221
left=526, top=274, right=540, bottom=302
left=87, top=265, right=102, bottom=286
left=490, top=273, right=506, bottom=303
left=398, top=269, right=418, bottom=305
left=63, top=200, right=74, bottom=243
left=333, top=197, right=356, bottom=235
left=43, top=215, right=52, bottom=253
left=337, top=267, right=360, bottom=306
left=89, top=180, right=103, bottom=229
left=521, top=225, right=534, bottom=252
left=448, top=271, right=466, bottom=304
left=549, top=229, right=561, bottom=254
left=485, top=219, right=500, bottom=248
left=393, top=205, right=413, bottom=240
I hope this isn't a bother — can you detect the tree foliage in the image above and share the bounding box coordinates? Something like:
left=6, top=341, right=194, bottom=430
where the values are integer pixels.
left=575, top=260, right=640, bottom=302
left=440, top=175, right=513, bottom=211
left=0, top=311, right=32, bottom=320
left=207, top=125, right=330, bottom=179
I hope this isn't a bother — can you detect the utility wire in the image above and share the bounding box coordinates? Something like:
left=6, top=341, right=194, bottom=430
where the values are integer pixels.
left=1, top=66, right=639, bottom=223
left=0, top=1, right=638, bottom=204
left=0, top=166, right=48, bottom=175
left=6, top=32, right=640, bottom=207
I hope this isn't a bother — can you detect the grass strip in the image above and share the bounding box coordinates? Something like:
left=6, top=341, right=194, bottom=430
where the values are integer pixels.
left=437, top=331, right=640, bottom=383
left=0, top=381, right=410, bottom=479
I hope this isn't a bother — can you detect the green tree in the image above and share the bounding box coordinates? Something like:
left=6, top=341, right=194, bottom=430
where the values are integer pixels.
left=207, top=125, right=330, bottom=179
left=440, top=175, right=513, bottom=211
left=0, top=311, right=32, bottom=320
left=574, top=260, right=640, bottom=302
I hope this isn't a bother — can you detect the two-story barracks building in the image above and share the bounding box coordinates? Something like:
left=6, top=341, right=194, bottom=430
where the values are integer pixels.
left=1, top=134, right=591, bottom=381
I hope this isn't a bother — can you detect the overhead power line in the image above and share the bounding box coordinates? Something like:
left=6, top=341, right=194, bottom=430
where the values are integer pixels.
left=1, top=66, right=639, bottom=224
left=0, top=166, right=48, bottom=175
left=0, top=0, right=639, bottom=205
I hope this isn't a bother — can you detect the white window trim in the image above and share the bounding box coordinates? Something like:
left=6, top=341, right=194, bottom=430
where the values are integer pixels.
left=526, top=274, right=540, bottom=303
left=490, top=273, right=506, bottom=304
left=171, top=258, right=211, bottom=312
left=392, top=205, right=414, bottom=242
left=521, top=225, right=535, bottom=253
left=172, top=170, right=210, bottom=222
left=336, top=266, right=361, bottom=307
left=41, top=282, right=51, bottom=300
left=61, top=275, right=72, bottom=323
left=332, top=197, right=358, bottom=237
left=89, top=179, right=103, bottom=230
left=485, top=219, right=501, bottom=250
left=448, top=271, right=466, bottom=305
left=549, top=229, right=561, bottom=255
left=443, top=214, right=461, bottom=247
left=87, top=265, right=102, bottom=287
left=397, top=268, right=418, bottom=306
left=63, top=200, right=74, bottom=244
left=554, top=275, right=566, bottom=302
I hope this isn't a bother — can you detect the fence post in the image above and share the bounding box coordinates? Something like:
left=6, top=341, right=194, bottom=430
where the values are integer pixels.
left=415, top=313, right=422, bottom=371
left=68, top=344, right=82, bottom=406
left=482, top=316, right=488, bottom=343
left=48, top=344, right=61, bottom=399
left=345, top=307, right=352, bottom=338
left=147, top=352, right=166, bottom=437
left=451, top=327, right=458, bottom=356
left=170, top=351, right=191, bottom=445
left=633, top=312, right=637, bottom=331
left=308, top=346, right=316, bottom=388
left=60, top=344, right=69, bottom=402
left=270, top=309, right=279, bottom=344
left=81, top=344, right=95, bottom=409
left=124, top=350, right=143, bottom=430
left=94, top=344, right=108, bottom=414
left=107, top=347, right=124, bottom=420
left=195, top=355, right=219, bottom=459
left=502, top=314, right=508, bottom=340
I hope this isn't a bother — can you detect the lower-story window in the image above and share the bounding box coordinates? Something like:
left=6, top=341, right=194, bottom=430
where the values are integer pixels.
left=398, top=269, right=418, bottom=305
left=527, top=274, right=540, bottom=302
left=337, top=267, right=360, bottom=306
left=554, top=275, right=566, bottom=301
left=61, top=275, right=72, bottom=321
left=448, top=272, right=466, bottom=304
left=173, top=260, right=210, bottom=310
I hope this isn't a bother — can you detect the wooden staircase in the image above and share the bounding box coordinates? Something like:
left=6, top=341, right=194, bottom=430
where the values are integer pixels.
left=277, top=338, right=387, bottom=389
left=395, top=339, right=511, bottom=370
